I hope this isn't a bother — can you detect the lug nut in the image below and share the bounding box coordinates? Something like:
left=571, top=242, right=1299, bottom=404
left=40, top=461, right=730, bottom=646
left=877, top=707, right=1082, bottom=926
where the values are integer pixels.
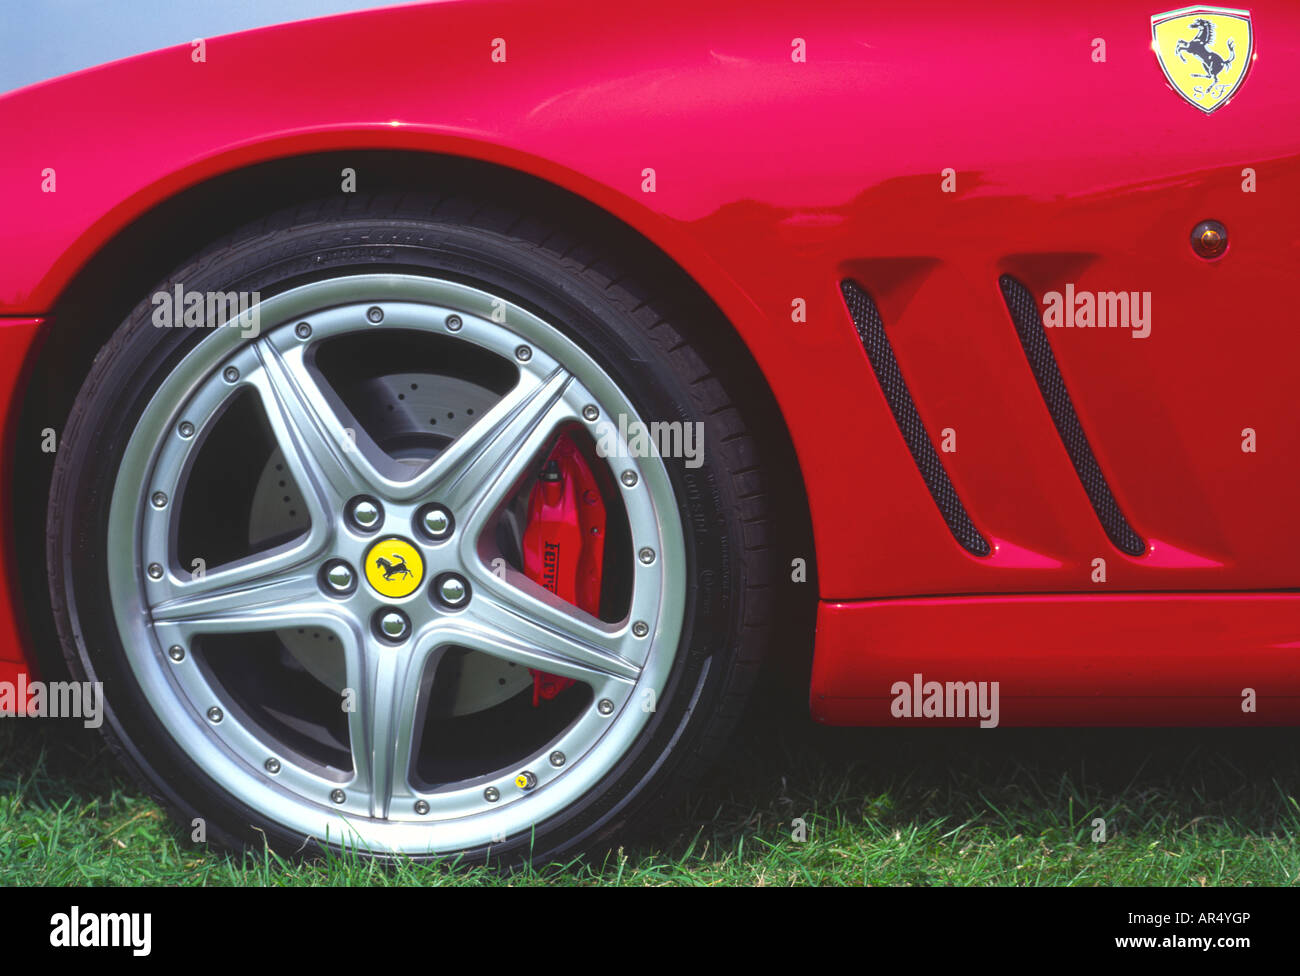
left=632, top=621, right=649, bottom=638
left=323, top=560, right=356, bottom=595
left=638, top=547, right=656, bottom=565
left=375, top=609, right=411, bottom=642
left=620, top=470, right=637, bottom=487
left=331, top=789, right=347, bottom=804
left=168, top=645, right=185, bottom=662
left=265, top=758, right=281, bottom=774
left=582, top=404, right=599, bottom=422
left=417, top=504, right=453, bottom=541
left=434, top=573, right=469, bottom=608
left=514, top=770, right=537, bottom=790
left=366, top=306, right=384, bottom=323
left=347, top=497, right=382, bottom=531
left=597, top=699, right=614, bottom=715
left=294, top=322, right=312, bottom=339
left=414, top=800, right=430, bottom=815
left=207, top=706, right=223, bottom=723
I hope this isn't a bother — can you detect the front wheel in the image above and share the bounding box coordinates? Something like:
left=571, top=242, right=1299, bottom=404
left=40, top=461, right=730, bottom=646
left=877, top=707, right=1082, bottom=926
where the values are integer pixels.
left=46, top=195, right=776, bottom=862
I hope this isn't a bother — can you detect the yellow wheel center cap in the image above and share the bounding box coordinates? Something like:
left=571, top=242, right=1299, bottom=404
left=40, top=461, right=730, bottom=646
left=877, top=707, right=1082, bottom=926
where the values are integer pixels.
left=363, top=537, right=424, bottom=598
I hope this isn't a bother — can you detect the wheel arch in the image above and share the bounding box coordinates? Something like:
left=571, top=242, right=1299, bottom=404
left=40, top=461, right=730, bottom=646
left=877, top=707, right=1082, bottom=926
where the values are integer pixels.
left=13, top=147, right=816, bottom=685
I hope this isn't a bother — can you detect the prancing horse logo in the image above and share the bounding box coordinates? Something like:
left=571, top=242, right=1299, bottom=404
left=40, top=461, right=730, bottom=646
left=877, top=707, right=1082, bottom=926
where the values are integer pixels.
left=1151, top=7, right=1253, bottom=114
left=1175, top=18, right=1236, bottom=84
left=373, top=554, right=411, bottom=581
left=363, top=537, right=424, bottom=598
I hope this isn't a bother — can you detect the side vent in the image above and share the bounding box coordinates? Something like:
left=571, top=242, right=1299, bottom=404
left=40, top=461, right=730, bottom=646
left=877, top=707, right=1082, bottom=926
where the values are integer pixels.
left=840, top=280, right=990, bottom=557
left=998, top=275, right=1145, bottom=556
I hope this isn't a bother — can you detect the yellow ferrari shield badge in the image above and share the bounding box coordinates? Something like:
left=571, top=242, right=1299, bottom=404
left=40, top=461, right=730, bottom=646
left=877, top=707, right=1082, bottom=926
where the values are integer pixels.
left=364, top=537, right=423, bottom=598
left=1152, top=7, right=1253, bottom=114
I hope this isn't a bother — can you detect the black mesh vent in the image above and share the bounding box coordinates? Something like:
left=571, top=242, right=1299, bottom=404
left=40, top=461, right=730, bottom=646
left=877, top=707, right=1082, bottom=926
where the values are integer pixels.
left=839, top=280, right=990, bottom=557
left=998, top=275, right=1145, bottom=556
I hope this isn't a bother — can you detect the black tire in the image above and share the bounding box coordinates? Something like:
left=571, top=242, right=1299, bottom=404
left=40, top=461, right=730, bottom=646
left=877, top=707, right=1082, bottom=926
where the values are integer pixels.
left=45, top=192, right=776, bottom=863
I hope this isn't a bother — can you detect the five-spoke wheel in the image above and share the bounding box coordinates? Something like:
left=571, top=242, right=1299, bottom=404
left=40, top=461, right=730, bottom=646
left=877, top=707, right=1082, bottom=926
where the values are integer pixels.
left=46, top=195, right=773, bottom=861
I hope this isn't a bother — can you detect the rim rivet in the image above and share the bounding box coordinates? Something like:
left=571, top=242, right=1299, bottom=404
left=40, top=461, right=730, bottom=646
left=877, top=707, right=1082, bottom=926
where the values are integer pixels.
left=638, top=547, right=656, bottom=565
left=632, top=621, right=649, bottom=638
left=151, top=491, right=167, bottom=509
left=167, top=645, right=185, bottom=662
left=414, top=800, right=430, bottom=815
left=446, top=314, right=463, bottom=332
left=147, top=563, right=164, bottom=580
left=331, top=789, right=346, bottom=804
left=582, top=404, right=599, bottom=422
left=324, top=562, right=355, bottom=593
left=295, top=322, right=312, bottom=339
left=265, top=758, right=281, bottom=774
left=348, top=497, right=381, bottom=530
left=436, top=574, right=469, bottom=607
left=420, top=505, right=453, bottom=540
left=207, top=706, right=223, bottom=723
left=484, top=786, right=500, bottom=802
left=549, top=751, right=565, bottom=768
left=597, top=699, right=614, bottom=715
left=178, top=421, right=195, bottom=438
left=378, top=610, right=410, bottom=641
left=515, top=345, right=532, bottom=362
left=366, top=306, right=384, bottom=323
left=515, top=771, right=537, bottom=790
left=223, top=366, right=240, bottom=383
left=620, top=470, right=637, bottom=487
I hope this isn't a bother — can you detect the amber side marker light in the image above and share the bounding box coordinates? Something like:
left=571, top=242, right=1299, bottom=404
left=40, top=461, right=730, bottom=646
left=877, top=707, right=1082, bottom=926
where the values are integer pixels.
left=1191, top=220, right=1228, bottom=260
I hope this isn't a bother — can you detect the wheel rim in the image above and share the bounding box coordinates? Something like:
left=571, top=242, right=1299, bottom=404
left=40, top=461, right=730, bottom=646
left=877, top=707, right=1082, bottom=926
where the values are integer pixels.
left=105, top=274, right=687, bottom=853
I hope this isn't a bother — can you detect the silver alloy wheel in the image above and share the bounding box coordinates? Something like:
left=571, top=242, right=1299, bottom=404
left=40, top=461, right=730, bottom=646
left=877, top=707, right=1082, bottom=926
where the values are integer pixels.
left=105, top=274, right=686, bottom=854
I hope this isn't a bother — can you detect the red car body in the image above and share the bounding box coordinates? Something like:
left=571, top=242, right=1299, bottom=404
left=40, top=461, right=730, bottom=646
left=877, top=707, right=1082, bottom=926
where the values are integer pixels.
left=2, top=1, right=1297, bottom=724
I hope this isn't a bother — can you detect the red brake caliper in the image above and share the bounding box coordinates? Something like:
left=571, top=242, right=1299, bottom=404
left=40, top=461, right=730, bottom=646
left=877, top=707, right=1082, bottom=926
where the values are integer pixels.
left=521, top=434, right=607, bottom=705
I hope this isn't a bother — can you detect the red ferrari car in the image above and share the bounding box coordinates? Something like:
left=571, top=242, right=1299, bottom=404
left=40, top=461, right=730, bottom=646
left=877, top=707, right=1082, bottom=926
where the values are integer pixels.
left=0, top=1, right=1295, bottom=861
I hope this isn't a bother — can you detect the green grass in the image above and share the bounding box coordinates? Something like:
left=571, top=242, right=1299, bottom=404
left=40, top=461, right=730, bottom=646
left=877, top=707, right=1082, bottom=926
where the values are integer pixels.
left=2, top=704, right=1299, bottom=886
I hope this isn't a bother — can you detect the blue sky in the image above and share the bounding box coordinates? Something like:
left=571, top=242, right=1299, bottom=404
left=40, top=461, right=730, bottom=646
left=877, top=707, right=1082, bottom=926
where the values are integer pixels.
left=1, top=0, right=411, bottom=94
